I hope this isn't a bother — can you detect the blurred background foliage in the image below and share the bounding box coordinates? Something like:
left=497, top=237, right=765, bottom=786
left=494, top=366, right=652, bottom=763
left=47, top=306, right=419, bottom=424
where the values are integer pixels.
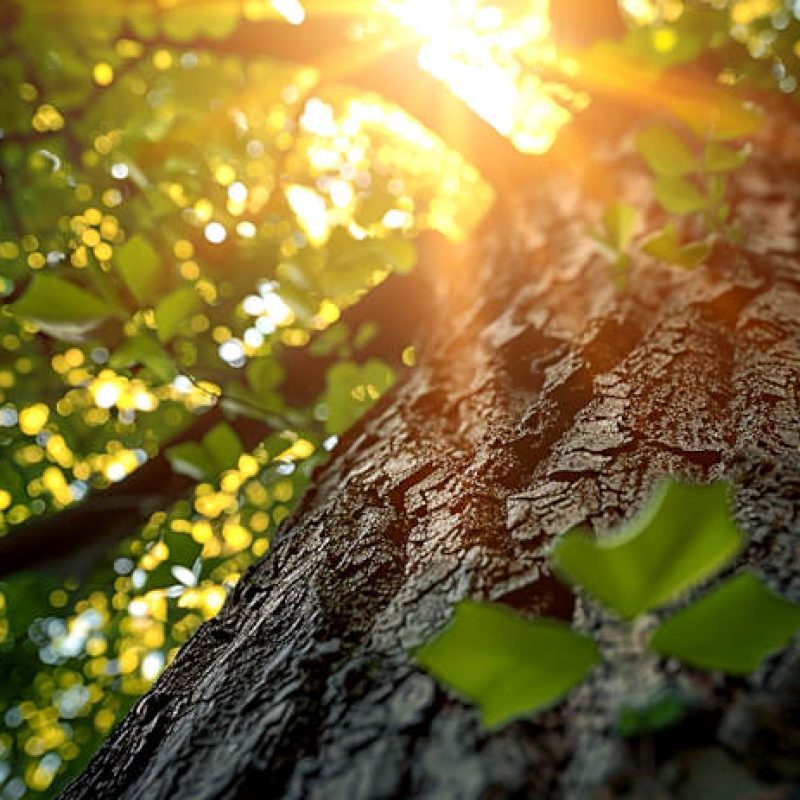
left=0, top=0, right=799, bottom=796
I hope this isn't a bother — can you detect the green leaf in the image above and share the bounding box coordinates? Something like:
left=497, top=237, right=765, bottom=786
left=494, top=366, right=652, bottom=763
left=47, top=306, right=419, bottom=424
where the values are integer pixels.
left=0, top=461, right=24, bottom=499
left=144, top=563, right=176, bottom=591
left=703, top=141, right=750, bottom=173
left=154, top=285, right=201, bottom=343
left=416, top=601, right=601, bottom=728
left=610, top=253, right=632, bottom=291
left=11, top=274, right=109, bottom=332
left=642, top=224, right=712, bottom=269
left=309, top=322, right=350, bottom=357
left=616, top=689, right=687, bottom=737
left=603, top=202, right=638, bottom=252
left=711, top=100, right=762, bottom=140
left=0, top=575, right=61, bottom=637
left=355, top=183, right=396, bottom=226
left=701, top=99, right=762, bottom=141
left=673, top=240, right=711, bottom=268
left=619, top=25, right=707, bottom=69
left=221, top=382, right=285, bottom=422
left=163, top=530, right=202, bottom=567
left=246, top=358, right=284, bottom=395
left=109, top=335, right=177, bottom=382
left=552, top=480, right=743, bottom=619
left=353, top=321, right=379, bottom=351
left=323, top=358, right=395, bottom=435
left=166, top=422, right=242, bottom=480
left=146, top=531, right=203, bottom=591
left=667, top=93, right=763, bottom=141
left=116, top=234, right=161, bottom=305
left=654, top=176, right=707, bottom=214
left=322, top=232, right=387, bottom=299
left=165, top=441, right=215, bottom=481
left=202, top=422, right=242, bottom=474
left=635, top=126, right=696, bottom=177
left=650, top=573, right=800, bottom=674
left=382, top=235, right=417, bottom=274
left=161, top=4, right=237, bottom=41
left=707, top=173, right=728, bottom=207
left=144, top=531, right=203, bottom=590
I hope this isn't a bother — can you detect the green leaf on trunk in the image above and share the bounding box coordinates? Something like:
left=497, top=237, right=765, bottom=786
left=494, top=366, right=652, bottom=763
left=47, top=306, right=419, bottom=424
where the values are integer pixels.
left=650, top=573, right=800, bottom=674
left=653, top=176, right=707, bottom=214
left=415, top=601, right=601, bottom=728
left=641, top=224, right=711, bottom=268
left=635, top=125, right=696, bottom=177
left=671, top=95, right=763, bottom=141
left=703, top=141, right=750, bottom=173
left=616, top=689, right=687, bottom=737
left=602, top=202, right=639, bottom=252
left=552, top=480, right=743, bottom=619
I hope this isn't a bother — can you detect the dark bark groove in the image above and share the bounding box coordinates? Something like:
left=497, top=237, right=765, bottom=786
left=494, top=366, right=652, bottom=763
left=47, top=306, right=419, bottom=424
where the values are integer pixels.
left=61, top=109, right=800, bottom=799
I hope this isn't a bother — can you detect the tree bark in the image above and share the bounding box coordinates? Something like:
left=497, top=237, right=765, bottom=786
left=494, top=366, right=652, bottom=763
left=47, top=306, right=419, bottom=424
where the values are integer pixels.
left=60, top=106, right=800, bottom=799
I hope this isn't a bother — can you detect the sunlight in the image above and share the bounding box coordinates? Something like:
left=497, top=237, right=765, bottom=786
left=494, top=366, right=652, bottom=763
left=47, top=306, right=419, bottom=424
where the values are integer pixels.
left=272, top=0, right=306, bottom=25
left=285, top=183, right=331, bottom=245
left=381, top=0, right=574, bottom=154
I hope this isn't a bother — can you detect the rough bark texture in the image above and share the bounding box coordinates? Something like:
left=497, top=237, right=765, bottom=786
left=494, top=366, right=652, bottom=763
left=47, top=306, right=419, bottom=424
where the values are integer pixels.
left=61, top=108, right=800, bottom=799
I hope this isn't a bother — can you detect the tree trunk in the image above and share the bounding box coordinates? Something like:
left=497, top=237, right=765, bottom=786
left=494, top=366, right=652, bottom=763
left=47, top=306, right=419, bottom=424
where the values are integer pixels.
left=60, top=106, right=800, bottom=799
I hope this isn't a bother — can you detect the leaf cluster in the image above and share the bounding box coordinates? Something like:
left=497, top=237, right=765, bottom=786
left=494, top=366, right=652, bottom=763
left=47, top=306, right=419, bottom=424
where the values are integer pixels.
left=416, top=480, right=800, bottom=728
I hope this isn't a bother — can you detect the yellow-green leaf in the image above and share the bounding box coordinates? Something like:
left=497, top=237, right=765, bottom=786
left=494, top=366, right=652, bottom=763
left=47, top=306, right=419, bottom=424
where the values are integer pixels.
left=603, top=202, right=639, bottom=251
left=642, top=224, right=711, bottom=269
left=154, top=286, right=201, bottom=343
left=650, top=573, right=800, bottom=674
left=11, top=274, right=109, bottom=339
left=116, top=234, right=161, bottom=305
left=635, top=125, right=696, bottom=177
left=552, top=480, right=743, bottom=619
left=202, top=422, right=242, bottom=474
left=654, top=176, right=707, bottom=214
left=703, top=141, right=750, bottom=173
left=109, top=335, right=177, bottom=382
left=416, top=601, right=600, bottom=729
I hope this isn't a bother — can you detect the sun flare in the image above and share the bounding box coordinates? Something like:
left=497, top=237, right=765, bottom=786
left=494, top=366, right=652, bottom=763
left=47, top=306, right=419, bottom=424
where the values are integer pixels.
left=380, top=0, right=581, bottom=154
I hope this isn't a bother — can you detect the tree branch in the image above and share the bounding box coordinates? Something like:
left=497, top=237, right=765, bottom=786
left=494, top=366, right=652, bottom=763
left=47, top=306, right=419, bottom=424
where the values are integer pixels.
left=0, top=408, right=266, bottom=579
left=116, top=16, right=537, bottom=195
left=0, top=242, right=440, bottom=579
